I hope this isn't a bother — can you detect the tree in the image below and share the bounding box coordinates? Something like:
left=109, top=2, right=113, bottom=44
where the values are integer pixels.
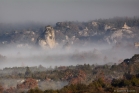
left=131, top=77, right=139, bottom=86
left=44, top=89, right=57, bottom=93
left=111, top=79, right=121, bottom=87
left=123, top=79, right=132, bottom=86
left=25, top=67, right=32, bottom=78
left=0, top=85, right=3, bottom=93
left=27, top=88, right=43, bottom=93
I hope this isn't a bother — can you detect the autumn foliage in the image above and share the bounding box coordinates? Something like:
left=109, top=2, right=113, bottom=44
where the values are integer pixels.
left=17, top=78, right=37, bottom=90
left=0, top=85, right=3, bottom=93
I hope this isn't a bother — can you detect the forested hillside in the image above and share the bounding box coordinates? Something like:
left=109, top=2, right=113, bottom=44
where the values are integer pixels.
left=0, top=54, right=139, bottom=93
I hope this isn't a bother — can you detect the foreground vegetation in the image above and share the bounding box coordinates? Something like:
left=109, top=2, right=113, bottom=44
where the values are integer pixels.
left=25, top=73, right=139, bottom=93
left=0, top=54, right=139, bottom=93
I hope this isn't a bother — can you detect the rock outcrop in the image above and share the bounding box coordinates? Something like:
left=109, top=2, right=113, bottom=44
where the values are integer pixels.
left=0, top=54, right=6, bottom=61
left=134, top=42, right=139, bottom=49
left=37, top=25, right=55, bottom=49
left=104, top=23, right=133, bottom=44
left=122, top=23, right=131, bottom=30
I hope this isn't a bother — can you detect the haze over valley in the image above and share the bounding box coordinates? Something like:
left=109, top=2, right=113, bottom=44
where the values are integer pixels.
left=0, top=18, right=139, bottom=69
left=0, top=0, right=139, bottom=93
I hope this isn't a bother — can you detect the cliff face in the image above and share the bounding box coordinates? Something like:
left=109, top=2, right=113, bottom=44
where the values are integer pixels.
left=37, top=25, right=55, bottom=49
left=0, top=18, right=139, bottom=48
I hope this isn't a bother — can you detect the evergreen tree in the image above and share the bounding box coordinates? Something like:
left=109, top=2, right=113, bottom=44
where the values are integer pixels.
left=25, top=67, right=32, bottom=78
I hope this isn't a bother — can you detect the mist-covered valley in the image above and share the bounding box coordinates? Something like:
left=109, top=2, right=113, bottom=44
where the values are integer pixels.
left=0, top=17, right=139, bottom=93
left=0, top=17, right=139, bottom=69
left=0, top=42, right=138, bottom=69
left=0, top=0, right=139, bottom=92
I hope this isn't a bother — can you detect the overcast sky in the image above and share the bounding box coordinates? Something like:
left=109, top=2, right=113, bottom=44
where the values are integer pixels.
left=0, top=0, right=139, bottom=23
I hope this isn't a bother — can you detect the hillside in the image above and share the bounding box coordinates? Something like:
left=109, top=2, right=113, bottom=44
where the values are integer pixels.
left=0, top=17, right=139, bottom=48
left=0, top=17, right=139, bottom=92
left=0, top=54, right=139, bottom=92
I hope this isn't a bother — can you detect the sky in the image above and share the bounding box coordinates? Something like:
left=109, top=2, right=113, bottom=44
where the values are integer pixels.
left=0, top=0, right=139, bottom=23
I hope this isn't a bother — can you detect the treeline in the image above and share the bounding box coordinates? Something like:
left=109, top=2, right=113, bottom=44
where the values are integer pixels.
left=0, top=64, right=93, bottom=82
left=55, top=16, right=139, bottom=30
left=1, top=54, right=139, bottom=82
left=1, top=74, right=139, bottom=93
left=1, top=16, right=138, bottom=32
left=54, top=17, right=139, bottom=38
left=0, top=54, right=139, bottom=93
left=26, top=73, right=139, bottom=93
left=112, top=73, right=139, bottom=87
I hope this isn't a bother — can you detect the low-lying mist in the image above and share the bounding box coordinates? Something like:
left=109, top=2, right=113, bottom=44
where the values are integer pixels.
left=0, top=43, right=138, bottom=69
left=0, top=79, right=68, bottom=90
